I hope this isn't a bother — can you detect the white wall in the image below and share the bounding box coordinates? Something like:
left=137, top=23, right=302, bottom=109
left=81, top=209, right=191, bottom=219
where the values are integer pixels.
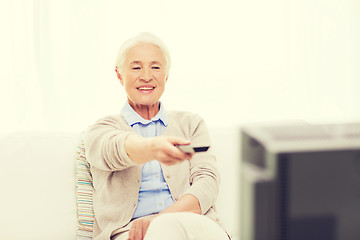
left=1, top=0, right=359, bottom=131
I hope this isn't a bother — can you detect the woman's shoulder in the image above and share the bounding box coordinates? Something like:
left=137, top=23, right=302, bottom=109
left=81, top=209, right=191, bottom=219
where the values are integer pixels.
left=166, top=110, right=210, bottom=141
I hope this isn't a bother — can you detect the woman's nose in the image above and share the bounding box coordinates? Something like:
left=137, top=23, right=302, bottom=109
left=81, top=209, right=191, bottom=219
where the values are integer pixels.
left=140, top=68, right=152, bottom=81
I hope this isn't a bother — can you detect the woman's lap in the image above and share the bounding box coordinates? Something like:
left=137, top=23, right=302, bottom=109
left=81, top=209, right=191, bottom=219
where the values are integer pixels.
left=112, top=212, right=229, bottom=240
left=144, top=212, right=229, bottom=240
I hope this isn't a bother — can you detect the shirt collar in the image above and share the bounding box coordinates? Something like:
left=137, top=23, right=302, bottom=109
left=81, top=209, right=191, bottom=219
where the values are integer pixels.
left=121, top=101, right=168, bottom=127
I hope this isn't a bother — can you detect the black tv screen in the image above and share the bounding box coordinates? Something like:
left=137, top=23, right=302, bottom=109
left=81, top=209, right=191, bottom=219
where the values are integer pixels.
left=240, top=122, right=360, bottom=240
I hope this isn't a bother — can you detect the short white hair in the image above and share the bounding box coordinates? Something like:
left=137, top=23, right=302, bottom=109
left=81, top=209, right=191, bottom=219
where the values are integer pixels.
left=114, top=32, right=171, bottom=76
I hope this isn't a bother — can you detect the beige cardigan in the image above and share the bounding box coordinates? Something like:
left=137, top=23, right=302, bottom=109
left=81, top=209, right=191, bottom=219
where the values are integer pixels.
left=84, top=111, right=222, bottom=240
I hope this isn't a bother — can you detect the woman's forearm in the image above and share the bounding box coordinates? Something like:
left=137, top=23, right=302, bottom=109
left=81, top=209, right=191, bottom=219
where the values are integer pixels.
left=160, top=194, right=202, bottom=215
left=124, top=133, right=152, bottom=164
left=124, top=134, right=193, bottom=165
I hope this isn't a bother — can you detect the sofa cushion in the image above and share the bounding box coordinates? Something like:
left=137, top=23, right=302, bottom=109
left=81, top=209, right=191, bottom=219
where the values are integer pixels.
left=75, top=136, right=94, bottom=239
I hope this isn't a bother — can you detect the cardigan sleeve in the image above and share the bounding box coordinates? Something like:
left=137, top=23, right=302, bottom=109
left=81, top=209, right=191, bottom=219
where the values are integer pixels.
left=84, top=115, right=138, bottom=171
left=182, top=114, right=220, bottom=214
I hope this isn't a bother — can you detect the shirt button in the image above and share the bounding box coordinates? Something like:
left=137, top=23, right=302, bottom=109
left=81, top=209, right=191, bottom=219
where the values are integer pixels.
left=165, top=175, right=170, bottom=178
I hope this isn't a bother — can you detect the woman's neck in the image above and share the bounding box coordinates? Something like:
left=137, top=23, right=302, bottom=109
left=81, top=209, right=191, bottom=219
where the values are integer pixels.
left=128, top=100, right=160, bottom=120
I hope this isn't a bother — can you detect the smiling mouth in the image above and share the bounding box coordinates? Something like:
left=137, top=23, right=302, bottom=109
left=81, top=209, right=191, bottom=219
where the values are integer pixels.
left=137, top=87, right=155, bottom=90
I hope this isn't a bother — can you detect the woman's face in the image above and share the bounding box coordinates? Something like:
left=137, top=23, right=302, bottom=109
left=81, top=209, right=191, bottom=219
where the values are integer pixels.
left=117, top=42, right=168, bottom=108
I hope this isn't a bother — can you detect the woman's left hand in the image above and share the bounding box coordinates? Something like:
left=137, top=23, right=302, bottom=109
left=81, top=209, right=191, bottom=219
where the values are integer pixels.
left=128, top=214, right=157, bottom=240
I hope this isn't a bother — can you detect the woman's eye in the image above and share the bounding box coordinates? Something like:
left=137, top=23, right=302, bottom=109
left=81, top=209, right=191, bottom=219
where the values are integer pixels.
left=152, top=66, right=160, bottom=70
left=132, top=67, right=141, bottom=70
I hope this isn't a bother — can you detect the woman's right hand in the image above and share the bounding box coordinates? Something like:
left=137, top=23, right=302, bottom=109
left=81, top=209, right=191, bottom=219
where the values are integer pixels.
left=147, top=136, right=193, bottom=165
left=125, top=134, right=193, bottom=165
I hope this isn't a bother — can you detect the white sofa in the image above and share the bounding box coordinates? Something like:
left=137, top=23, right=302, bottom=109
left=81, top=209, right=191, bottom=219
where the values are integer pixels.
left=0, top=127, right=241, bottom=240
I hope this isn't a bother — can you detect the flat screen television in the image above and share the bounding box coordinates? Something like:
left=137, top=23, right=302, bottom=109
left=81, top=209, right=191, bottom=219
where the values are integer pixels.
left=240, top=121, right=360, bottom=240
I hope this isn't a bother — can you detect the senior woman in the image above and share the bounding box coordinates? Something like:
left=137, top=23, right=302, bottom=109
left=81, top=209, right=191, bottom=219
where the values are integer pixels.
left=84, top=32, right=230, bottom=240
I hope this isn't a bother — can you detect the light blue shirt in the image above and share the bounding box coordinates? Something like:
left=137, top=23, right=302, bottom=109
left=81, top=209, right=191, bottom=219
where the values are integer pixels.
left=121, top=102, right=174, bottom=219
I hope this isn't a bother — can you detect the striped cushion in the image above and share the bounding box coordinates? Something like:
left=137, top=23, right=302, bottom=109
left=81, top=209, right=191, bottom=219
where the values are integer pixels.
left=75, top=137, right=94, bottom=239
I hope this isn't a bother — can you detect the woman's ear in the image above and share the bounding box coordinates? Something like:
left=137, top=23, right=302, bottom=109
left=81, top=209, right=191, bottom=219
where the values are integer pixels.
left=115, top=67, right=123, bottom=85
